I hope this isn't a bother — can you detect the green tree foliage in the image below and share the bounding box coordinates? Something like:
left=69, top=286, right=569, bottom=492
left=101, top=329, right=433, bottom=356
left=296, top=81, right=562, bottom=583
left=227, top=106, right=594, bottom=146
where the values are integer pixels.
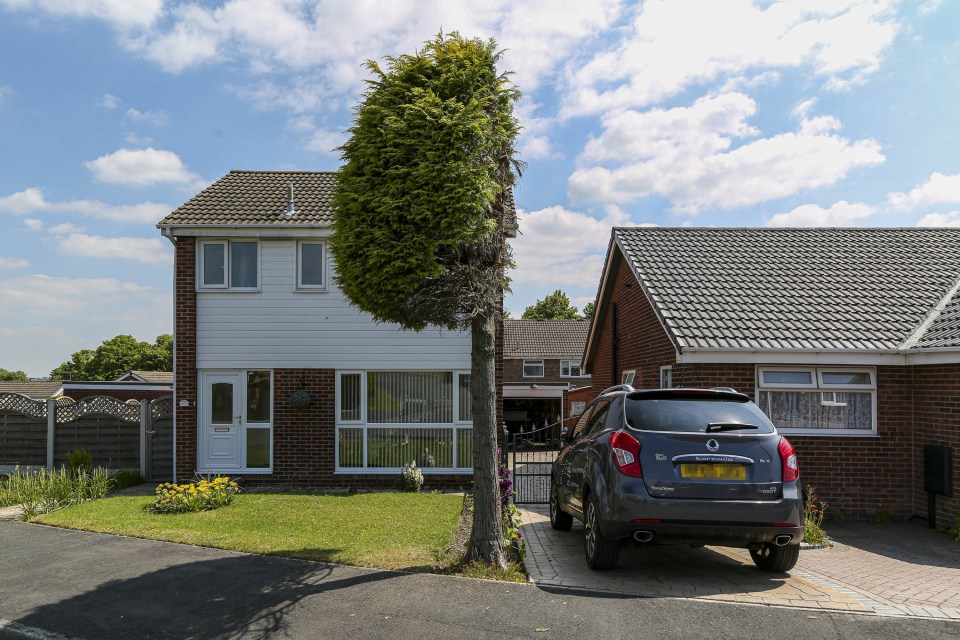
left=332, top=33, right=521, bottom=568
left=521, top=290, right=580, bottom=320
left=49, top=334, right=173, bottom=381
left=582, top=301, right=595, bottom=321
left=0, top=368, right=28, bottom=381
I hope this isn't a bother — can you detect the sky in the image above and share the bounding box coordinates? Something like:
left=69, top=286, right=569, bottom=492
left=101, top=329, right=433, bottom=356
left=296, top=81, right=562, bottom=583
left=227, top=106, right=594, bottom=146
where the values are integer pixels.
left=1, top=0, right=959, bottom=377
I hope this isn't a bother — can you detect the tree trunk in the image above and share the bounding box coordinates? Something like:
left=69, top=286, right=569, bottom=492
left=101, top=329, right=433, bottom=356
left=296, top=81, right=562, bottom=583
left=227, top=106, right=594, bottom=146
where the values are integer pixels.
left=466, top=311, right=507, bottom=569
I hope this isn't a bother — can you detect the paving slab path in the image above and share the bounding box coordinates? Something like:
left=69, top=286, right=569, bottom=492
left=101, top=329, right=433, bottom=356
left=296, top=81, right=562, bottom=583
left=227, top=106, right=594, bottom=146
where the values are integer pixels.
left=519, top=505, right=960, bottom=620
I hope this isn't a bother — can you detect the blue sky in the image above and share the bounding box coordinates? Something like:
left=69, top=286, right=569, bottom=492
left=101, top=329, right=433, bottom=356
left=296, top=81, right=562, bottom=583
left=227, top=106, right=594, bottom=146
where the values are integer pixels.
left=1, top=0, right=959, bottom=377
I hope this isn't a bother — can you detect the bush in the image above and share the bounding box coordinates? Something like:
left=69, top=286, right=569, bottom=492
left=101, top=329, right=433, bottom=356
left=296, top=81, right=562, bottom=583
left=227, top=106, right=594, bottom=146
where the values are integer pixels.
left=2, top=465, right=111, bottom=520
left=803, top=484, right=829, bottom=545
left=398, top=461, right=423, bottom=493
left=498, top=449, right=524, bottom=557
left=110, top=469, right=146, bottom=491
left=67, top=449, right=93, bottom=476
left=154, top=476, right=239, bottom=514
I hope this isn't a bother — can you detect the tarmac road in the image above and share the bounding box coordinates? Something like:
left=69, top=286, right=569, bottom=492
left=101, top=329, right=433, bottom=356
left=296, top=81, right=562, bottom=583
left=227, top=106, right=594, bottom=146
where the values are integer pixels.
left=1, top=520, right=957, bottom=640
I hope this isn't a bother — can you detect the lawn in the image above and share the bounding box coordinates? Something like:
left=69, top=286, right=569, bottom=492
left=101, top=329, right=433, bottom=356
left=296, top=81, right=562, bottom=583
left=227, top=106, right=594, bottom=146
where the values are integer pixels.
left=37, top=492, right=464, bottom=571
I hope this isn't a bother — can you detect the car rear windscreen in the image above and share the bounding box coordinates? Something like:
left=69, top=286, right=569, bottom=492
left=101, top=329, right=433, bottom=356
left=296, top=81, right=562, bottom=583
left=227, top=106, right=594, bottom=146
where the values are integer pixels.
left=625, top=398, right=776, bottom=433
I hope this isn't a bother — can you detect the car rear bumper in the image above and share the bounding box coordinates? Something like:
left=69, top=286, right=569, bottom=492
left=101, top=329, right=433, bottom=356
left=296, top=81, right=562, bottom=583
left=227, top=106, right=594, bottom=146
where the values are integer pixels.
left=601, top=520, right=803, bottom=547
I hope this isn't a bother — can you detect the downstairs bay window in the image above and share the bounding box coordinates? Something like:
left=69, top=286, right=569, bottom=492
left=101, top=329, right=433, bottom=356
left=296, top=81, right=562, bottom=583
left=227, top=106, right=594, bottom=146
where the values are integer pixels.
left=756, top=367, right=877, bottom=436
left=336, top=370, right=473, bottom=472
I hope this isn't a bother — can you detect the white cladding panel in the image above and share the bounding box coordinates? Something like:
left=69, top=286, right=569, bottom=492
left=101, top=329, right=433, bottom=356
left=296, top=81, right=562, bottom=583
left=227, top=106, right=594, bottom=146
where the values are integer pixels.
left=196, top=239, right=471, bottom=369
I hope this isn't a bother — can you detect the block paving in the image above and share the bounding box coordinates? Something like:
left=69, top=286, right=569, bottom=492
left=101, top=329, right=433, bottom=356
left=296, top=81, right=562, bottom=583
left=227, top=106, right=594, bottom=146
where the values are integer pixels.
left=519, top=506, right=960, bottom=620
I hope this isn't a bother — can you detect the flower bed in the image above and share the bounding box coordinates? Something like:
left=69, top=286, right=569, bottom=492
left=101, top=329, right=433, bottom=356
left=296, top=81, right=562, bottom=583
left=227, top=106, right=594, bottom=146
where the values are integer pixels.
left=154, top=476, right=239, bottom=514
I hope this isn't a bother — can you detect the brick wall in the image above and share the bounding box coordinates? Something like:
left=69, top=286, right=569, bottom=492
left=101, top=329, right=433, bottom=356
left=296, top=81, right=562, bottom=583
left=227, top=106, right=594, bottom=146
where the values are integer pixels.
left=174, top=237, right=198, bottom=482
left=503, top=358, right=591, bottom=386
left=912, top=364, right=960, bottom=524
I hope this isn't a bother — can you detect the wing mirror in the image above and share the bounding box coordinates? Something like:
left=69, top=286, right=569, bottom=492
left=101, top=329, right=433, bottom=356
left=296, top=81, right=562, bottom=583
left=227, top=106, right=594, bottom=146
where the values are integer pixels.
left=560, top=428, right=571, bottom=443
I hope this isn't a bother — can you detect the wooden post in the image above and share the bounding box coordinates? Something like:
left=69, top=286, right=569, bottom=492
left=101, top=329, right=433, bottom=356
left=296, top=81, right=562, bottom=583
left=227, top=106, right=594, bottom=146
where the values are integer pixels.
left=140, top=400, right=149, bottom=479
left=46, top=398, right=56, bottom=470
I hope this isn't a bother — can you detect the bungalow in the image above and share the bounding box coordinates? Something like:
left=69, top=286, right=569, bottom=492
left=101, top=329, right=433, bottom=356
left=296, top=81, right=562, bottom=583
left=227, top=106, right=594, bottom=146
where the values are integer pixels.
left=157, top=170, right=510, bottom=487
left=583, top=227, right=960, bottom=522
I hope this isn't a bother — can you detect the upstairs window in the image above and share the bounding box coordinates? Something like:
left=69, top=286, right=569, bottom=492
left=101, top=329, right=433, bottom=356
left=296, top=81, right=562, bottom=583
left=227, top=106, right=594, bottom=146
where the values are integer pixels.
left=297, top=241, right=326, bottom=290
left=199, top=240, right=258, bottom=290
left=560, top=360, right=583, bottom=377
left=523, top=360, right=544, bottom=377
left=756, top=367, right=876, bottom=435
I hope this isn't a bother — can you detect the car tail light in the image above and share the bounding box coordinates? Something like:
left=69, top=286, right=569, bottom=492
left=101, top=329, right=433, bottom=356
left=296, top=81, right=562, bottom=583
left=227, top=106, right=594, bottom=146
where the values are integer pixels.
left=778, top=436, right=799, bottom=482
left=611, top=430, right=642, bottom=477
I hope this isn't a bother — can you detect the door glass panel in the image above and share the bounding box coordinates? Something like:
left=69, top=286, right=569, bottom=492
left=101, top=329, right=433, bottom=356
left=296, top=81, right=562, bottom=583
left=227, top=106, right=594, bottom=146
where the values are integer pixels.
left=231, top=242, right=258, bottom=288
left=211, top=382, right=233, bottom=424
left=203, top=243, right=225, bottom=286
left=246, top=428, right=270, bottom=468
left=246, top=371, right=270, bottom=423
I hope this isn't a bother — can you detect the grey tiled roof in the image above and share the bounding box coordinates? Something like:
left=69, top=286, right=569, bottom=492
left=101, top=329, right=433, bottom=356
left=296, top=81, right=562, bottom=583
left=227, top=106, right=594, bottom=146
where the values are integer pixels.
left=0, top=381, right=63, bottom=398
left=124, top=371, right=174, bottom=384
left=158, top=170, right=518, bottom=231
left=159, top=171, right=337, bottom=226
left=614, top=227, right=960, bottom=352
left=505, top=319, right=590, bottom=359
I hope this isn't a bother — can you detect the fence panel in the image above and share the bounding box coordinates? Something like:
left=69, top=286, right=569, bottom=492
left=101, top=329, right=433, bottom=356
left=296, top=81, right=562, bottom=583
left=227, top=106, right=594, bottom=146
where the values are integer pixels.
left=0, top=393, right=48, bottom=467
left=54, top=396, right=142, bottom=470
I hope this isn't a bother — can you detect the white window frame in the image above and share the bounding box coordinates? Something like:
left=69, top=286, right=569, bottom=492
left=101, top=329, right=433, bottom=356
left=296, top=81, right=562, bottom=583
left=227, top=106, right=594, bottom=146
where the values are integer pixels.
left=560, top=359, right=583, bottom=378
left=197, top=240, right=260, bottom=291
left=197, top=368, right=274, bottom=474
left=756, top=366, right=878, bottom=437
left=296, top=241, right=327, bottom=291
left=334, top=369, right=474, bottom=473
left=660, top=365, right=672, bottom=389
left=621, top=369, right=636, bottom=386
left=523, top=360, right=545, bottom=378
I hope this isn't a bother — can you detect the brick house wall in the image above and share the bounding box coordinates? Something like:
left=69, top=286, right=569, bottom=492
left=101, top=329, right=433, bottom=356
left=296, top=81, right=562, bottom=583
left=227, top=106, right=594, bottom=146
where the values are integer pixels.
left=503, top=358, right=591, bottom=386
left=584, top=249, right=960, bottom=520
left=172, top=234, right=493, bottom=489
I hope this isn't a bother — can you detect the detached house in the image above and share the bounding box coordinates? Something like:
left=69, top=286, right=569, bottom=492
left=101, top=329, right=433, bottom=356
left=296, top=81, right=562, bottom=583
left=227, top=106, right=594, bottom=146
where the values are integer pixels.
left=583, top=227, right=960, bottom=521
left=158, top=170, right=509, bottom=487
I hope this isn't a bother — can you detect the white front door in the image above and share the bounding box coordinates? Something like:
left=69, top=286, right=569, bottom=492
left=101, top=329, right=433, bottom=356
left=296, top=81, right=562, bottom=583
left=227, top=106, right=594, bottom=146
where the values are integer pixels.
left=201, top=372, right=242, bottom=470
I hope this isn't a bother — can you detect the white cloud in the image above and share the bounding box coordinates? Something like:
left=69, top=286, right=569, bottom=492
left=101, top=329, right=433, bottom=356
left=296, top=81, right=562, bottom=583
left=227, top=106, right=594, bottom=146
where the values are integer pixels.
left=49, top=222, right=85, bottom=235
left=510, top=205, right=649, bottom=289
left=888, top=172, right=960, bottom=210
left=56, top=233, right=172, bottom=265
left=562, top=0, right=899, bottom=117
left=0, top=0, right=164, bottom=28
left=124, top=132, right=155, bottom=146
left=916, top=211, right=960, bottom=227
left=0, top=84, right=11, bottom=104
left=569, top=95, right=884, bottom=212
left=125, top=107, right=169, bottom=126
left=0, top=187, right=170, bottom=223
left=766, top=200, right=875, bottom=227
left=0, top=274, right=157, bottom=318
left=0, top=257, right=29, bottom=269
left=84, top=147, right=202, bottom=188
left=99, top=93, right=121, bottom=109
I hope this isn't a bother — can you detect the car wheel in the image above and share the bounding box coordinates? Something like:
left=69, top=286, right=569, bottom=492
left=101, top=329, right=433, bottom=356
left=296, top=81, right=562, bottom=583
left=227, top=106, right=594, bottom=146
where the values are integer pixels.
left=583, top=494, right=619, bottom=570
left=549, top=482, right=573, bottom=531
left=750, top=543, right=800, bottom=572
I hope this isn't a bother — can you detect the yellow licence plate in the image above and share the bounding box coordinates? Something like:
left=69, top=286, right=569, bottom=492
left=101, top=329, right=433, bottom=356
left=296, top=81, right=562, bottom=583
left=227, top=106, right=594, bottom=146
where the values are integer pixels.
left=680, top=463, right=746, bottom=480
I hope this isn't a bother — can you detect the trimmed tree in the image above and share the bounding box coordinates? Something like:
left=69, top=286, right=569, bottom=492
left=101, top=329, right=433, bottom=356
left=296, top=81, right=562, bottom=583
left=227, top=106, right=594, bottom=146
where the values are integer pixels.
left=522, top=290, right=580, bottom=320
left=331, top=33, right=522, bottom=568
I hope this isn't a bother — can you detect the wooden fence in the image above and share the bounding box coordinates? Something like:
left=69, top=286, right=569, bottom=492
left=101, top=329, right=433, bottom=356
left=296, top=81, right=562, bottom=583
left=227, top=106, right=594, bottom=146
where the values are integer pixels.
left=0, top=393, right=174, bottom=481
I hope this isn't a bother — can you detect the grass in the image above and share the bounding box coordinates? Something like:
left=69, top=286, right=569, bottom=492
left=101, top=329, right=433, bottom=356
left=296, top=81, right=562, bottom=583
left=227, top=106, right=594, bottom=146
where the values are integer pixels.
left=37, top=491, right=464, bottom=571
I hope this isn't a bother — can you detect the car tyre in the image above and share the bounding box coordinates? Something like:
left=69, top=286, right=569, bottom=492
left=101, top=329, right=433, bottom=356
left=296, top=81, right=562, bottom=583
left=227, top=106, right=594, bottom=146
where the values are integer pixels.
left=750, top=543, right=800, bottom=572
left=583, top=494, right=619, bottom=570
left=549, top=483, right=573, bottom=531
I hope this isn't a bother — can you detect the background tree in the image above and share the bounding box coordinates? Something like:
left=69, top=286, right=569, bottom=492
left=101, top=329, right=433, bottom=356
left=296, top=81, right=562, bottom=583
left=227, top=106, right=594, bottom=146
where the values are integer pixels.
left=0, top=368, right=28, bottom=381
left=522, top=290, right=580, bottom=320
left=331, top=33, right=521, bottom=568
left=49, top=334, right=173, bottom=380
left=582, top=301, right=595, bottom=321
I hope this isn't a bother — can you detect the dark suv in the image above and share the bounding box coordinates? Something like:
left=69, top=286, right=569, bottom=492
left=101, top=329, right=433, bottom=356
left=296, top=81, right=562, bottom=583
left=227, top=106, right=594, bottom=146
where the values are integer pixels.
left=550, top=386, right=802, bottom=571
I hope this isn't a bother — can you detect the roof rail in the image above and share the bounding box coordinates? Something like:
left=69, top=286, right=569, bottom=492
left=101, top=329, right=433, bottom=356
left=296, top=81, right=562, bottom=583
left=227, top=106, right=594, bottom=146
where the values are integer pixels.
left=599, top=384, right=635, bottom=395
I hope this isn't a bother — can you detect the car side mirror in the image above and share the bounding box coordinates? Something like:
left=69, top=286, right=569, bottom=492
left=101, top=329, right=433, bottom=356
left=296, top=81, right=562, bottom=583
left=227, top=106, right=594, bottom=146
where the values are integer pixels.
left=560, top=428, right=571, bottom=443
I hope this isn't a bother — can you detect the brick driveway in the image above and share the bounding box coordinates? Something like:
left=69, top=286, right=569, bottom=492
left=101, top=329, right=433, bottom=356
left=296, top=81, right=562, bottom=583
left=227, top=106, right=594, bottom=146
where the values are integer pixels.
left=519, top=506, right=960, bottom=620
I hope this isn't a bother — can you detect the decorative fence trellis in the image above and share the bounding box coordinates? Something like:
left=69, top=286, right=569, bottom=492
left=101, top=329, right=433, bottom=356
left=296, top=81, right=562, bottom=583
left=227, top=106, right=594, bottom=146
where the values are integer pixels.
left=0, top=393, right=174, bottom=481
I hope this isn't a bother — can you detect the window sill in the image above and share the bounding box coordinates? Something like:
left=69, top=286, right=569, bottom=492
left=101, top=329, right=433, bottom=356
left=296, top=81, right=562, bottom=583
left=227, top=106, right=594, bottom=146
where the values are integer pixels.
left=334, top=469, right=473, bottom=475
left=294, top=287, right=328, bottom=293
left=195, top=288, right=261, bottom=293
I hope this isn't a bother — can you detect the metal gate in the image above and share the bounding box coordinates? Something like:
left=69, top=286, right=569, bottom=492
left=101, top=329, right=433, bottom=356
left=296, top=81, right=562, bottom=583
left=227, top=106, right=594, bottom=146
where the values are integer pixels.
left=506, top=421, right=561, bottom=505
left=146, top=396, right=173, bottom=482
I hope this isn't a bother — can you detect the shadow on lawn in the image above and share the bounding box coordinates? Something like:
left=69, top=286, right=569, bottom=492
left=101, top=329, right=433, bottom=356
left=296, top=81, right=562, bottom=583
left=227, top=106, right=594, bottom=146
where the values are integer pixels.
left=16, top=551, right=400, bottom=640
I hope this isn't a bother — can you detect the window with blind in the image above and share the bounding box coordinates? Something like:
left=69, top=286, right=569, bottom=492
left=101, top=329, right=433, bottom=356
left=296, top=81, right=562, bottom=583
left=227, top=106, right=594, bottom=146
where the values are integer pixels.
left=335, top=370, right=473, bottom=472
left=755, top=367, right=877, bottom=435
